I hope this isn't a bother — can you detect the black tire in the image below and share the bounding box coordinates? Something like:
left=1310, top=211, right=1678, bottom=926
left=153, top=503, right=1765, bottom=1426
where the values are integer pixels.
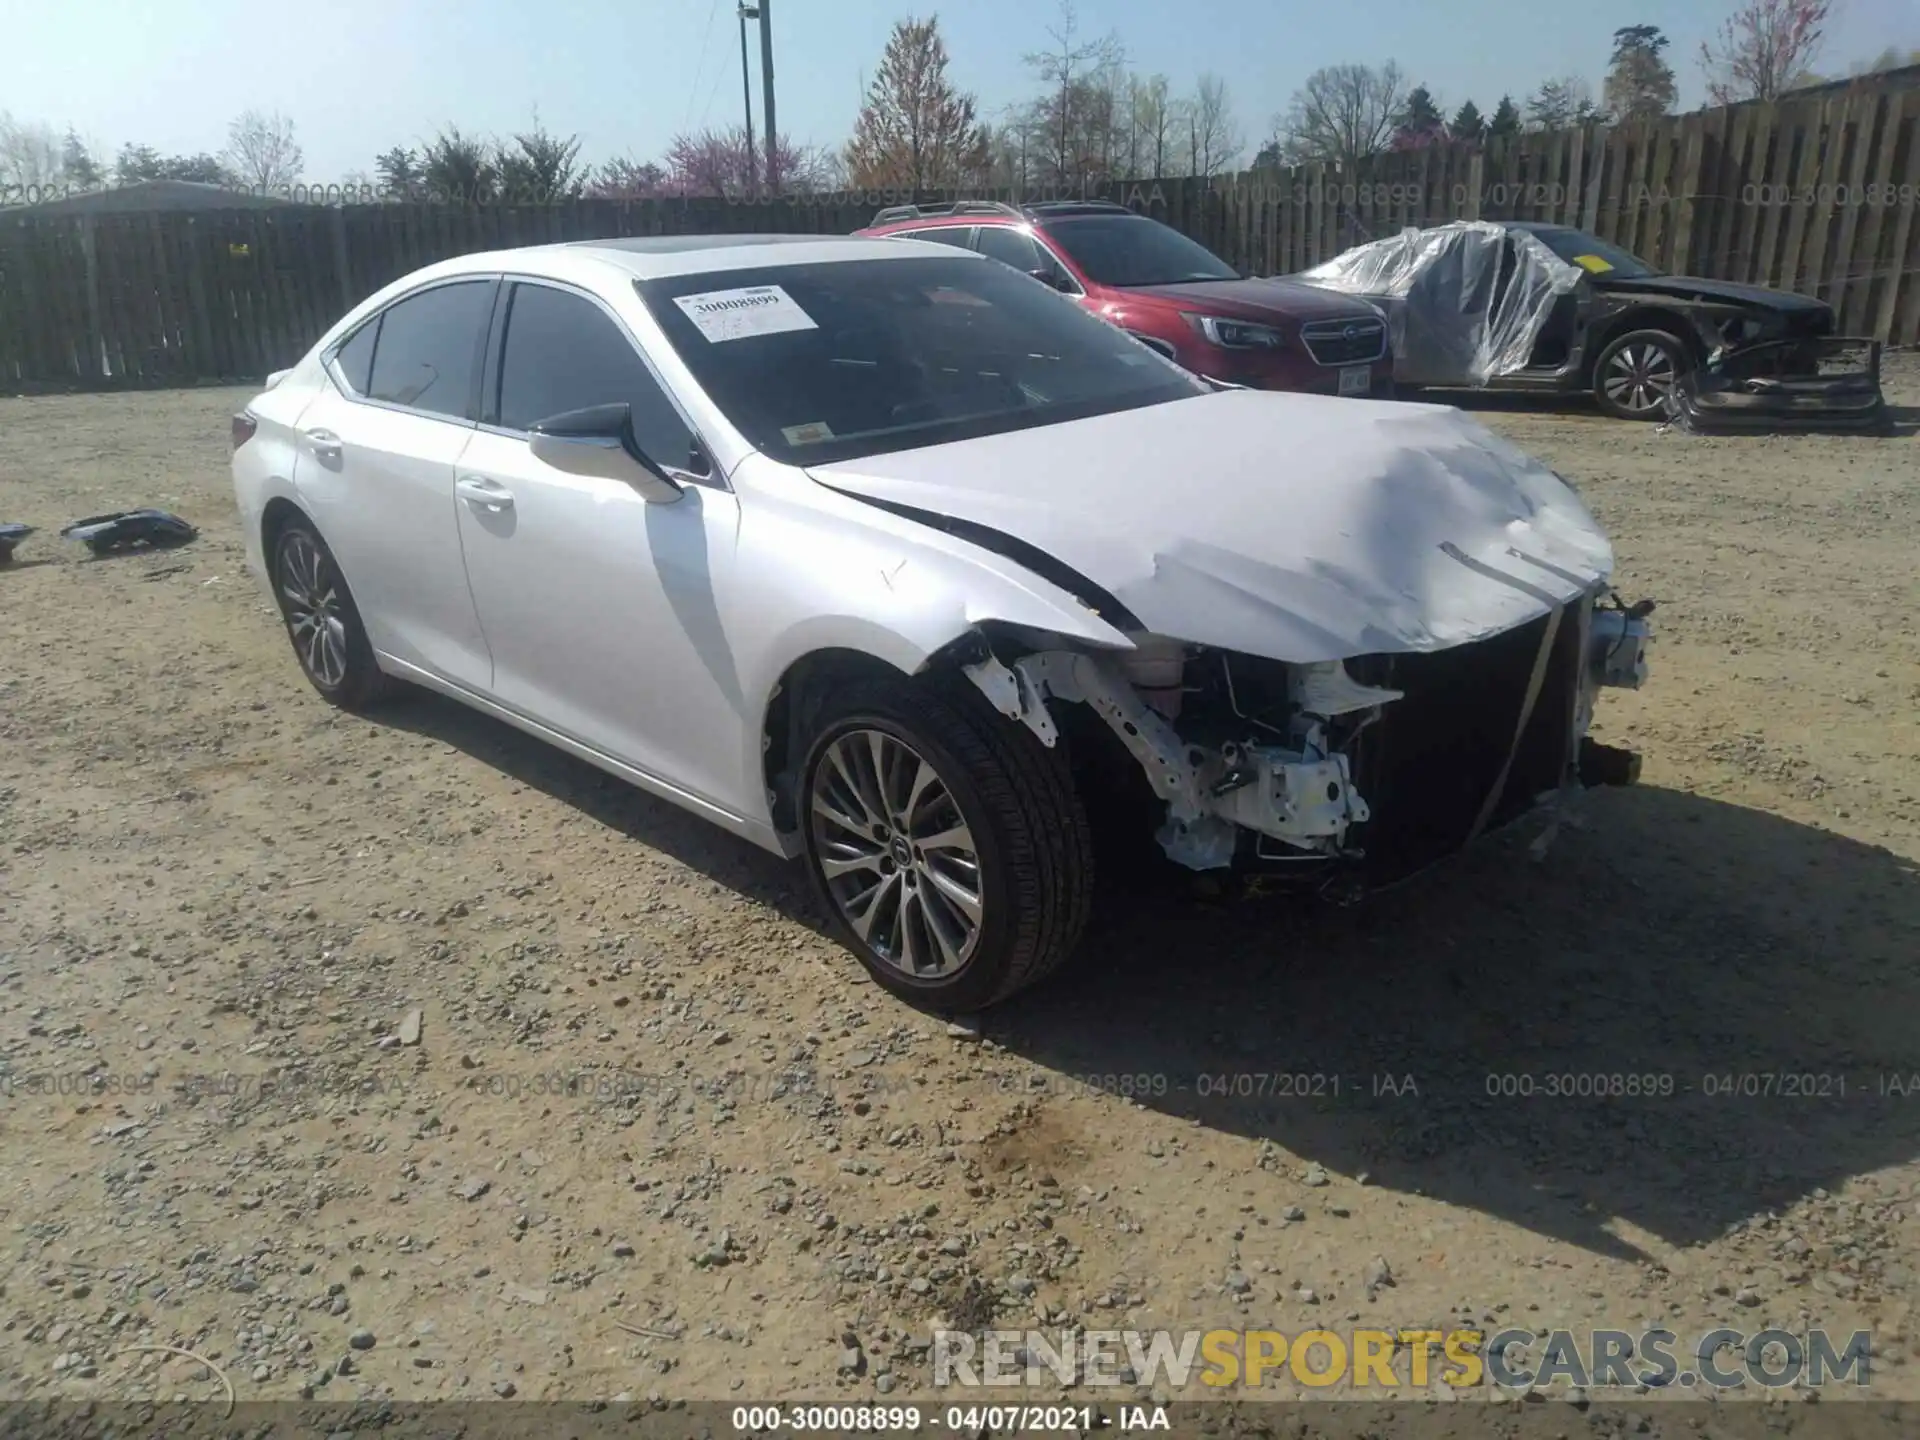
left=1593, top=328, right=1689, bottom=420
left=799, top=673, right=1094, bottom=1011
left=270, top=516, right=395, bottom=711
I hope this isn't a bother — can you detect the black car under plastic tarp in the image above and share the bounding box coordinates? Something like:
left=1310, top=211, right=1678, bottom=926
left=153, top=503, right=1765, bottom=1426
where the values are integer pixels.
left=1296, top=221, right=1583, bottom=386
left=1662, top=337, right=1892, bottom=434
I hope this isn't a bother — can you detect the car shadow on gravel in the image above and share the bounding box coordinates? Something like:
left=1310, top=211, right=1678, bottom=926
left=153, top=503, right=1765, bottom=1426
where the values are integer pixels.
left=374, top=689, right=1918, bottom=1259
left=371, top=689, right=827, bottom=917
left=988, top=784, right=1920, bottom=1260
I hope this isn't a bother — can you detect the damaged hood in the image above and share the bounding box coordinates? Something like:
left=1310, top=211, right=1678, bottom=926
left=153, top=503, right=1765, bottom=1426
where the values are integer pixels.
left=807, top=390, right=1613, bottom=664
left=1597, top=273, right=1832, bottom=315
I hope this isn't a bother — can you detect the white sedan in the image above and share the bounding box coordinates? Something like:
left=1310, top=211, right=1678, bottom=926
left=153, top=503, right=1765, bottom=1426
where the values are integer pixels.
left=232, top=234, right=1650, bottom=1009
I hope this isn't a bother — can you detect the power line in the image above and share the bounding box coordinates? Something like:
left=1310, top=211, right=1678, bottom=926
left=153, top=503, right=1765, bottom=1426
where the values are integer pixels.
left=697, top=47, right=734, bottom=128
left=682, top=0, right=723, bottom=135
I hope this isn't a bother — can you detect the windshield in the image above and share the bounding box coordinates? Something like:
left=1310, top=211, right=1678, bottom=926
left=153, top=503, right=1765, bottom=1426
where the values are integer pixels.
left=1043, top=214, right=1241, bottom=287
left=1529, top=228, right=1660, bottom=279
left=638, top=256, right=1206, bottom=465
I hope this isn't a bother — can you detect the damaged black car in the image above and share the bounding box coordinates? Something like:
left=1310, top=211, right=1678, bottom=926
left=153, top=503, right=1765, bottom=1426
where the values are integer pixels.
left=1295, top=220, right=1888, bottom=426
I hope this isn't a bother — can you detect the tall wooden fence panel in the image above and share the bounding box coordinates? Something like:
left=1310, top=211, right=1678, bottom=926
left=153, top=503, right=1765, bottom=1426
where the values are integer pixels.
left=1, top=82, right=1915, bottom=393
left=1176, top=83, right=1919, bottom=348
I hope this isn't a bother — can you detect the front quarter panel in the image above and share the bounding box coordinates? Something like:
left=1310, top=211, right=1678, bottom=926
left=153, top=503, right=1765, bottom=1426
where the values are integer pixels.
left=720, top=454, right=1134, bottom=822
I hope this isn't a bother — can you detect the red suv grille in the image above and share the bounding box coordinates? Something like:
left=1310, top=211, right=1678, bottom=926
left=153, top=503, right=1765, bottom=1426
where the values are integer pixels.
left=1299, top=318, right=1388, bottom=366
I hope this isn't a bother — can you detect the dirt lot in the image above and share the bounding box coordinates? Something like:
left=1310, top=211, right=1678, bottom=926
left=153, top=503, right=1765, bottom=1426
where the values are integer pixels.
left=2, top=366, right=1918, bottom=1417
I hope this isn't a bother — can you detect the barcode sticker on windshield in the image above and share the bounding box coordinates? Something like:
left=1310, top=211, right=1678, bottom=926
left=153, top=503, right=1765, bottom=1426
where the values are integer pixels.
left=673, top=285, right=819, bottom=343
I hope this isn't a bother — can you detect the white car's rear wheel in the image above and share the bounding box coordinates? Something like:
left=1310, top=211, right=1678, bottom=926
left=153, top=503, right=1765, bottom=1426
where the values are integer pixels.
left=800, top=677, right=1093, bottom=1010
left=271, top=518, right=394, bottom=711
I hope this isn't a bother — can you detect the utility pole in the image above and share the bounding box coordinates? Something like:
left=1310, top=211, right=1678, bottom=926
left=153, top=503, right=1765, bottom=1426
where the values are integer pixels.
left=737, top=3, right=759, bottom=196
left=758, top=0, right=778, bottom=195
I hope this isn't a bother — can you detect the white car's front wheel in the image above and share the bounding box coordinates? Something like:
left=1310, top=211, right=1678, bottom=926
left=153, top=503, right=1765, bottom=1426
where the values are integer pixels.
left=800, top=677, right=1093, bottom=1010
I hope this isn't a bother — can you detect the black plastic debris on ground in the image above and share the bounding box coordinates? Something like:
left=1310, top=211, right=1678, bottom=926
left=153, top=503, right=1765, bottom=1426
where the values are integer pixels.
left=1664, top=337, right=1891, bottom=434
left=59, top=509, right=198, bottom=556
left=0, top=523, right=32, bottom=563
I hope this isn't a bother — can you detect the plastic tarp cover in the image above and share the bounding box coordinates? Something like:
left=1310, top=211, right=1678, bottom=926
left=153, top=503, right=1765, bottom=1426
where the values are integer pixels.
left=1299, top=222, right=1584, bottom=386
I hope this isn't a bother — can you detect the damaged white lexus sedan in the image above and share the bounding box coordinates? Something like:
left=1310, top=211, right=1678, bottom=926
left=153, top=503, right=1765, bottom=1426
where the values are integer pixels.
left=232, top=234, right=1652, bottom=1009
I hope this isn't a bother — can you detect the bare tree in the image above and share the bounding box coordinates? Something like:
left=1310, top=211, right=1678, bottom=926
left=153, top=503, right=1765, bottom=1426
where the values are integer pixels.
left=1698, top=0, right=1832, bottom=105
left=0, top=111, right=65, bottom=190
left=1129, top=73, right=1176, bottom=178
left=62, top=130, right=104, bottom=188
left=1083, top=51, right=1130, bottom=182
left=1022, top=0, right=1121, bottom=188
left=984, top=104, right=1042, bottom=190
left=224, top=109, right=303, bottom=190
left=1526, top=75, right=1603, bottom=130
left=1274, top=62, right=1409, bottom=171
left=1183, top=73, right=1243, bottom=177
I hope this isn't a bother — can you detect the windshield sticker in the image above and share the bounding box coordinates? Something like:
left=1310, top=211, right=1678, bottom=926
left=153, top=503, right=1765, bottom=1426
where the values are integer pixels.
left=780, top=421, right=835, bottom=445
left=673, top=285, right=819, bottom=343
left=1571, top=253, right=1614, bottom=274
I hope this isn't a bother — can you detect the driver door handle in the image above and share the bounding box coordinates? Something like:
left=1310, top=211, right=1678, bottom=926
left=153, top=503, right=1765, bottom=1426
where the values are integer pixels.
left=456, top=475, right=514, bottom=512
left=303, top=428, right=342, bottom=462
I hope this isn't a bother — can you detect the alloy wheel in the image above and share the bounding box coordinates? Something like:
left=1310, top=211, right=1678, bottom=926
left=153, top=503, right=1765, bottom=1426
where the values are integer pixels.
left=1602, top=341, right=1678, bottom=416
left=279, top=531, right=349, bottom=689
left=808, top=728, right=984, bottom=979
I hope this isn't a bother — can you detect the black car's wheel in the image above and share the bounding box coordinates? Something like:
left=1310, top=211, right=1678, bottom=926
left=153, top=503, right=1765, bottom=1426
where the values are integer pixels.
left=271, top=518, right=394, bottom=710
left=800, top=675, right=1093, bottom=1011
left=1593, top=329, right=1688, bottom=420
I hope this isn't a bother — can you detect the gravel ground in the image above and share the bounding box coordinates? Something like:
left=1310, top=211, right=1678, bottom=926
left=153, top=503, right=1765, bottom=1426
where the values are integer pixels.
left=2, top=365, right=1918, bottom=1413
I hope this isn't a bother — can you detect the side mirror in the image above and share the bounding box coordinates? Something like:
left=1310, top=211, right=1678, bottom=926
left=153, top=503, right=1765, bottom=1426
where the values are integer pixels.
left=528, top=403, right=683, bottom=504
left=1027, top=267, right=1072, bottom=293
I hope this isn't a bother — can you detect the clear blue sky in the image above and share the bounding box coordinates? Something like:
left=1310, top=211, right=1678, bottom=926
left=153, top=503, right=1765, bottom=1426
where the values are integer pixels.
left=4, top=0, right=1913, bottom=180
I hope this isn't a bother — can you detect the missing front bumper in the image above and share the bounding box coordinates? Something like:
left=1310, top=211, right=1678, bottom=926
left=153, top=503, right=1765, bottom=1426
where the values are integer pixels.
left=964, top=649, right=1377, bottom=871
left=1665, top=337, right=1891, bottom=434
left=964, top=592, right=1652, bottom=877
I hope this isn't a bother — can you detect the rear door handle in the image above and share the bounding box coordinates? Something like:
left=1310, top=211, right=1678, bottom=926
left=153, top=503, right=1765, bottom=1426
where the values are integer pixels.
left=456, top=475, right=514, bottom=512
left=303, top=428, right=342, bottom=462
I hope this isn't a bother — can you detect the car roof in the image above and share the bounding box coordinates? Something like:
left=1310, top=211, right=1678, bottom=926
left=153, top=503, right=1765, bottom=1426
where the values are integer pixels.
left=871, top=213, right=988, bottom=230
left=864, top=200, right=1140, bottom=233
left=410, top=233, right=981, bottom=285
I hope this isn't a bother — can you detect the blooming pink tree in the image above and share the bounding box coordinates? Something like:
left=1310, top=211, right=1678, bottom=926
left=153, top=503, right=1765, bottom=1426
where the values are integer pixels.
left=1698, top=0, right=1832, bottom=105
left=659, top=128, right=834, bottom=199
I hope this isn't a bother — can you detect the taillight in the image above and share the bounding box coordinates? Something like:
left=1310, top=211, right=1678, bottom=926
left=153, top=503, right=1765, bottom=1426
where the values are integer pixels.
left=231, top=413, right=258, bottom=451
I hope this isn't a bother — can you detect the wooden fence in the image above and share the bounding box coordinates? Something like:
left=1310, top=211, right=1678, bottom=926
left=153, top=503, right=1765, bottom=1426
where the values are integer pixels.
left=1, top=79, right=1915, bottom=393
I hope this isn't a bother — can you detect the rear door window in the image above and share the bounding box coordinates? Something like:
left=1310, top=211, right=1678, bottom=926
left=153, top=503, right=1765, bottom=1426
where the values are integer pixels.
left=897, top=226, right=975, bottom=248
left=331, top=319, right=378, bottom=394
left=365, top=280, right=494, bottom=420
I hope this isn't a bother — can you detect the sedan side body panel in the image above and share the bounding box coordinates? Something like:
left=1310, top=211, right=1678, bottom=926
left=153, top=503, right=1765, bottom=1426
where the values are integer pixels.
left=293, top=385, right=494, bottom=690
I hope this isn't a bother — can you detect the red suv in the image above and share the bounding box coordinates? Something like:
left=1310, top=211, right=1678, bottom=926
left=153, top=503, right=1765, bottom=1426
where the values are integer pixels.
left=857, top=200, right=1391, bottom=397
